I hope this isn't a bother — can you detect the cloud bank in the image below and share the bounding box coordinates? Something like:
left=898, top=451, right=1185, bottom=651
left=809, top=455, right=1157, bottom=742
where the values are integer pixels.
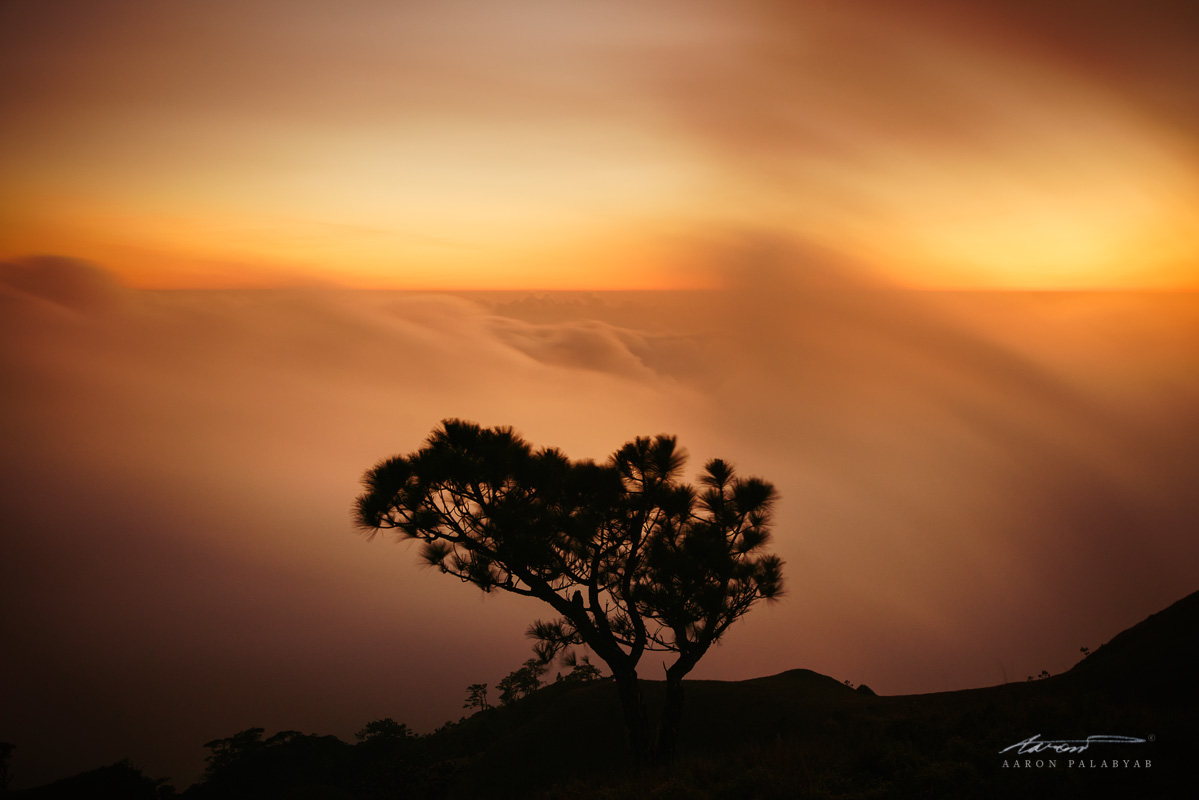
left=2, top=254, right=1197, bottom=787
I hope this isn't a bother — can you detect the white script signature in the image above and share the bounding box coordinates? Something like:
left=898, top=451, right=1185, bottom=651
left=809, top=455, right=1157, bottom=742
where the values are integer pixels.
left=999, top=734, right=1147, bottom=755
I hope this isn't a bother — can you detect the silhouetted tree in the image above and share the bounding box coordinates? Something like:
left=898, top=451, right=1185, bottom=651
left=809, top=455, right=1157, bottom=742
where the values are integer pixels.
left=463, top=683, right=490, bottom=712
left=557, top=651, right=604, bottom=683
left=202, top=727, right=267, bottom=778
left=355, top=420, right=784, bottom=763
left=496, top=658, right=548, bottom=706
left=356, top=718, right=414, bottom=743
left=197, top=727, right=350, bottom=796
left=348, top=716, right=448, bottom=799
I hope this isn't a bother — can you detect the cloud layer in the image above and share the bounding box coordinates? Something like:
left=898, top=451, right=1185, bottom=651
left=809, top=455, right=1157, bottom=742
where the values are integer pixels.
left=2, top=255, right=1198, bottom=787
left=3, top=1, right=1196, bottom=288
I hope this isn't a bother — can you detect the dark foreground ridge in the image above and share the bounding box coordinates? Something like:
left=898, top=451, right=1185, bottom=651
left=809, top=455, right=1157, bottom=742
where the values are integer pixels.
left=12, top=591, right=1197, bottom=799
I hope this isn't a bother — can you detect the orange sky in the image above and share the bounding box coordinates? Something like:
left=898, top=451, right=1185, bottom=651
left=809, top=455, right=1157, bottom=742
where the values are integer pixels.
left=4, top=261, right=1199, bottom=788
left=2, top=0, right=1197, bottom=289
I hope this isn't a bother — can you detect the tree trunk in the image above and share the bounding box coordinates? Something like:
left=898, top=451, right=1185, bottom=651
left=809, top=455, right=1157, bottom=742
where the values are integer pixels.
left=656, top=673, right=685, bottom=763
left=613, top=669, right=652, bottom=767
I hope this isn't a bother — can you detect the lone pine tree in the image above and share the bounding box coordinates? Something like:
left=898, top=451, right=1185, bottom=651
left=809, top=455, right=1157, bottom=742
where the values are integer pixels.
left=354, top=419, right=784, bottom=764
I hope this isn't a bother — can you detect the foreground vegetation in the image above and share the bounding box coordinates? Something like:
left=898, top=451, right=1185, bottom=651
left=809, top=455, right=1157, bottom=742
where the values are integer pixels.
left=12, top=590, right=1197, bottom=799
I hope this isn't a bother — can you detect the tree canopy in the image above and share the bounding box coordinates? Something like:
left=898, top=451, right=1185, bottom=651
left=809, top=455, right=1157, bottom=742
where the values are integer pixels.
left=354, top=419, right=784, bottom=762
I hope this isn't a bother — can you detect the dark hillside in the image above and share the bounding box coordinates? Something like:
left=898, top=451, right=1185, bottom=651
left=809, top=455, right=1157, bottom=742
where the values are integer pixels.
left=8, top=761, right=168, bottom=799
left=13, top=591, right=1195, bottom=799
left=1062, top=589, right=1199, bottom=702
left=452, top=591, right=1198, bottom=799
left=450, top=669, right=871, bottom=797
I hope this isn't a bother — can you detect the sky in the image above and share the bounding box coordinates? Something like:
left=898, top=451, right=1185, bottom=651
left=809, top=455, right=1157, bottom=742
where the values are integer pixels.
left=2, top=0, right=1198, bottom=791
left=2, top=0, right=1198, bottom=289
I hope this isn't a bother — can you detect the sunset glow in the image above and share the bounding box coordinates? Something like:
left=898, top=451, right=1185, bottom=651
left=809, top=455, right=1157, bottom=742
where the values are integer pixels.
left=2, top=1, right=1196, bottom=289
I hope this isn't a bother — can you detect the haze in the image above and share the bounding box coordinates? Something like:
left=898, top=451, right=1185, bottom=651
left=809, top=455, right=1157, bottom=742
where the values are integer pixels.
left=3, top=256, right=1198, bottom=787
